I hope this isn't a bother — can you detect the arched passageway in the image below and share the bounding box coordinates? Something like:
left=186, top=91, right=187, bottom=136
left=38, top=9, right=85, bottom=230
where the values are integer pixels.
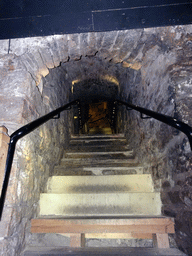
left=0, top=26, right=192, bottom=255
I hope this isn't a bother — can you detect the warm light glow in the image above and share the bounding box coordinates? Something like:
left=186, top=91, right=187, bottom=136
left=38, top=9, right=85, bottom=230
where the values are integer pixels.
left=72, top=79, right=81, bottom=85
left=101, top=75, right=119, bottom=86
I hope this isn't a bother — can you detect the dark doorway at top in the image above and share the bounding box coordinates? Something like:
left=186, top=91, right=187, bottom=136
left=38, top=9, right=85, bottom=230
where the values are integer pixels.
left=74, top=101, right=117, bottom=135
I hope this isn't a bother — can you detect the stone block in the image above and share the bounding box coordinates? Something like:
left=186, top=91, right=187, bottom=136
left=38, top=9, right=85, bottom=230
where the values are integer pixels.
left=162, top=181, right=171, bottom=189
left=30, top=51, right=49, bottom=78
left=0, top=126, right=10, bottom=191
left=162, top=205, right=177, bottom=217
left=79, top=33, right=89, bottom=56
left=20, top=52, right=42, bottom=84
left=55, top=35, right=69, bottom=62
left=0, top=207, right=13, bottom=237
left=168, top=191, right=182, bottom=204
left=9, top=37, right=42, bottom=56
left=95, top=32, right=106, bottom=50
left=0, top=40, right=9, bottom=55
left=0, top=95, right=24, bottom=124
left=1, top=71, right=33, bottom=98
left=68, top=34, right=81, bottom=60
left=38, top=48, right=55, bottom=69
left=0, top=54, right=26, bottom=83
left=86, top=32, right=98, bottom=56
left=161, top=192, right=172, bottom=205
left=101, top=31, right=118, bottom=51
left=113, top=30, right=128, bottom=49
left=38, top=36, right=61, bottom=67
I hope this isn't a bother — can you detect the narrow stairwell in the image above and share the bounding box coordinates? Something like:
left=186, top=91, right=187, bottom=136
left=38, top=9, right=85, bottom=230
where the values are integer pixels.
left=25, top=134, right=187, bottom=256
left=40, top=134, right=161, bottom=217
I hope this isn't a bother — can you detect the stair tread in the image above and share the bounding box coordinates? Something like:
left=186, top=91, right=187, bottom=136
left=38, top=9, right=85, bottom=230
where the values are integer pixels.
left=54, top=167, right=144, bottom=176
left=69, top=140, right=127, bottom=146
left=47, top=174, right=154, bottom=193
left=64, top=152, right=134, bottom=159
left=71, top=134, right=125, bottom=139
left=54, top=165, right=145, bottom=176
left=67, top=147, right=131, bottom=152
left=39, top=192, right=161, bottom=216
left=61, top=158, right=138, bottom=164
left=65, top=151, right=133, bottom=155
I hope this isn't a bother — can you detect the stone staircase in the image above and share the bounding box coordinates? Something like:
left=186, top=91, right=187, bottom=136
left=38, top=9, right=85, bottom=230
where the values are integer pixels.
left=25, top=134, right=187, bottom=256
left=40, top=134, right=161, bottom=217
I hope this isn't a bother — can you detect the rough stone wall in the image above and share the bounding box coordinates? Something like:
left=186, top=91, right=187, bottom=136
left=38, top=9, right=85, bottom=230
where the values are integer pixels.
left=0, top=54, right=71, bottom=255
left=121, top=26, right=192, bottom=255
left=0, top=25, right=192, bottom=255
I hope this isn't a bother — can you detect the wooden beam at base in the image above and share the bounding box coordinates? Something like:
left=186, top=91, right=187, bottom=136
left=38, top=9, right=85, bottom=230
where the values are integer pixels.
left=153, top=233, right=170, bottom=249
left=31, top=218, right=175, bottom=234
left=70, top=234, right=85, bottom=248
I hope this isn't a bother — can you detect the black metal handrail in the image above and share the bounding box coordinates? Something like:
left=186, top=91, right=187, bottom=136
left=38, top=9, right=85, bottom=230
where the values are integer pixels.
left=115, top=100, right=192, bottom=150
left=0, top=99, right=80, bottom=220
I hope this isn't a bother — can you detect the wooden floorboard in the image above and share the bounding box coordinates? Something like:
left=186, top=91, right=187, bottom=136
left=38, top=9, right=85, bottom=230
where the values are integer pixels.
left=31, top=218, right=175, bottom=234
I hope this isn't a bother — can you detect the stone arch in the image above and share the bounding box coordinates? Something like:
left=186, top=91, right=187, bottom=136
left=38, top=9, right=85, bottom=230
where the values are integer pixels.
left=1, top=25, right=192, bottom=255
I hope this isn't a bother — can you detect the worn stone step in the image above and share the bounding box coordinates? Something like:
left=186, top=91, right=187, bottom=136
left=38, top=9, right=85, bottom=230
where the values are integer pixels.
left=39, top=192, right=161, bottom=217
left=60, top=158, right=138, bottom=167
left=71, top=134, right=125, bottom=140
left=54, top=166, right=144, bottom=176
left=65, top=151, right=134, bottom=158
left=23, top=247, right=188, bottom=256
left=69, top=138, right=127, bottom=146
left=68, top=144, right=130, bottom=152
left=47, top=174, right=154, bottom=193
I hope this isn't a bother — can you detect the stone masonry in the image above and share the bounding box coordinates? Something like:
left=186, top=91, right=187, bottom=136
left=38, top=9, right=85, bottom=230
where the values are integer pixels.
left=0, top=25, right=192, bottom=255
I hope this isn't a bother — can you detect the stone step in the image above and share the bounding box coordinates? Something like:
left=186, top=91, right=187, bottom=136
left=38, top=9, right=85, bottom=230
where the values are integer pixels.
left=23, top=247, right=187, bottom=256
left=83, top=166, right=144, bottom=175
left=47, top=174, right=154, bottom=193
left=39, top=192, right=161, bottom=217
left=69, top=138, right=127, bottom=146
left=54, top=166, right=144, bottom=176
left=60, top=158, right=138, bottom=167
left=64, top=150, right=134, bottom=158
left=71, top=134, right=125, bottom=140
left=68, top=144, right=130, bottom=152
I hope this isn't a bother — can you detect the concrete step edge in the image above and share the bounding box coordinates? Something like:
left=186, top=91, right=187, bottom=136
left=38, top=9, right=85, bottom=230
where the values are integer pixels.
left=70, top=138, right=127, bottom=143
left=65, top=151, right=134, bottom=156
left=47, top=174, right=154, bottom=193
left=71, top=134, right=125, bottom=139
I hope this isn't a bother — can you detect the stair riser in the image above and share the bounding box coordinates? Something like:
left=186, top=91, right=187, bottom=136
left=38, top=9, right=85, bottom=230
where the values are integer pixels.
left=65, top=151, right=134, bottom=159
left=70, top=140, right=127, bottom=146
left=39, top=193, right=162, bottom=216
left=71, top=134, right=125, bottom=139
left=54, top=167, right=144, bottom=176
left=68, top=145, right=130, bottom=152
left=61, top=159, right=138, bottom=167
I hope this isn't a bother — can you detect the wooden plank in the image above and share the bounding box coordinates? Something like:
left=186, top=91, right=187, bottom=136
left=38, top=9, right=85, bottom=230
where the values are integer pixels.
left=31, top=224, right=166, bottom=233
left=153, top=233, right=170, bottom=248
left=31, top=218, right=175, bottom=234
left=31, top=218, right=174, bottom=226
left=70, top=234, right=85, bottom=247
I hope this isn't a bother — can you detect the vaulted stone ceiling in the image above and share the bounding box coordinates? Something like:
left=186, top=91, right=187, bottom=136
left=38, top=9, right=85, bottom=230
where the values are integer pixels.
left=1, top=25, right=192, bottom=255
